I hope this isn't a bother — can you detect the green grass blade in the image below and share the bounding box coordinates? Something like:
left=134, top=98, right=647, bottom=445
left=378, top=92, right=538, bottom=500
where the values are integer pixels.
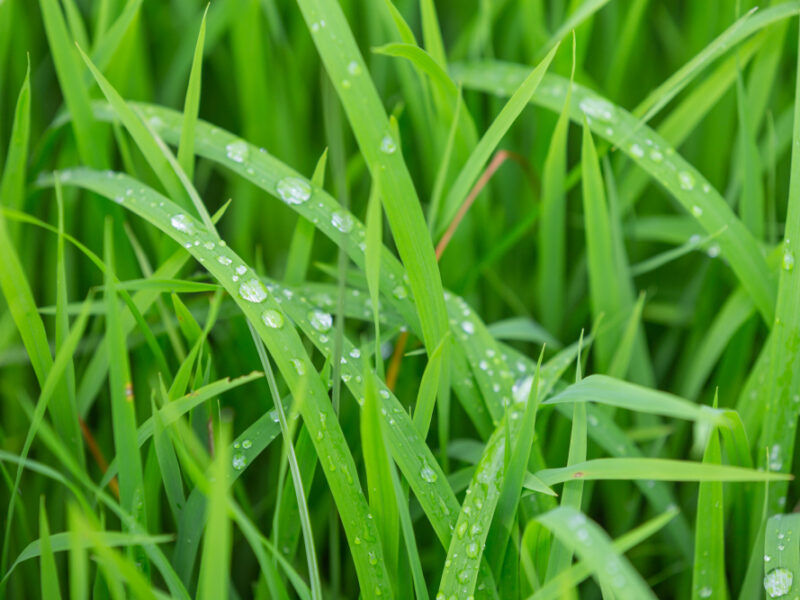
left=531, top=508, right=678, bottom=600
left=362, top=359, right=400, bottom=591
left=295, top=0, right=450, bottom=357
left=197, top=425, right=231, bottom=600
left=76, top=47, right=188, bottom=210
left=38, top=0, right=106, bottom=167
left=438, top=43, right=559, bottom=237
left=452, top=64, right=776, bottom=322
left=150, top=391, right=186, bottom=521
left=535, top=458, right=789, bottom=485
left=758, top=25, right=800, bottom=512
left=536, top=507, right=657, bottom=600
left=249, top=323, right=323, bottom=600
left=176, top=4, right=208, bottom=181
left=691, top=423, right=726, bottom=600
left=0, top=56, right=29, bottom=214
left=537, top=40, right=573, bottom=337
left=53, top=168, right=392, bottom=596
left=103, top=218, right=148, bottom=568
left=38, top=498, right=63, bottom=600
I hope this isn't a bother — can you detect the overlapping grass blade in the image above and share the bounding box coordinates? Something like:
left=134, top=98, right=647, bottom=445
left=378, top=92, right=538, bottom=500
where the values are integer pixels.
left=52, top=168, right=393, bottom=596
left=537, top=507, right=656, bottom=599
left=452, top=64, right=776, bottom=321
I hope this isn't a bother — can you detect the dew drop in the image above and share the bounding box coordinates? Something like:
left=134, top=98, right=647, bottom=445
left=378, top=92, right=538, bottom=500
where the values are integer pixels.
left=461, top=321, right=475, bottom=335
left=170, top=214, right=195, bottom=234
left=277, top=177, right=312, bottom=205
left=783, top=248, right=795, bottom=272
left=579, top=97, right=615, bottom=121
left=698, top=586, right=712, bottom=598
left=392, top=285, right=408, bottom=299
left=466, top=542, right=480, bottom=558
left=262, top=309, right=284, bottom=328
left=347, top=60, right=362, bottom=75
left=764, top=567, right=793, bottom=597
left=239, top=279, right=267, bottom=303
left=242, top=439, right=252, bottom=449
left=630, top=143, right=644, bottom=158
left=309, top=309, right=333, bottom=332
left=218, top=256, right=232, bottom=266
left=380, top=135, right=397, bottom=154
left=420, top=463, right=438, bottom=483
left=331, top=211, right=354, bottom=233
left=232, top=453, right=246, bottom=470
left=691, top=205, right=703, bottom=217
left=649, top=149, right=663, bottom=162
left=225, top=140, right=249, bottom=163
left=678, top=170, right=695, bottom=191
left=290, top=358, right=306, bottom=375
left=349, top=348, right=361, bottom=359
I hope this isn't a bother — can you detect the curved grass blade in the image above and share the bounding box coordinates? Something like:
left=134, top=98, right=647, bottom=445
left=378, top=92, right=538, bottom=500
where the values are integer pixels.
left=438, top=43, right=559, bottom=237
left=50, top=168, right=393, bottom=596
left=536, top=507, right=657, bottom=600
left=451, top=64, right=777, bottom=321
left=531, top=508, right=678, bottom=600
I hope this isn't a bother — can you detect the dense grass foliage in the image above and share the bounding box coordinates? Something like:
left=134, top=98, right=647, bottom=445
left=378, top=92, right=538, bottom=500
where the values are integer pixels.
left=3, top=0, right=800, bottom=598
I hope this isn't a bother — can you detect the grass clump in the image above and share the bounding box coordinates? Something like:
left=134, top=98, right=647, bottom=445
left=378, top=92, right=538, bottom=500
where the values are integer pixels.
left=2, top=1, right=800, bottom=598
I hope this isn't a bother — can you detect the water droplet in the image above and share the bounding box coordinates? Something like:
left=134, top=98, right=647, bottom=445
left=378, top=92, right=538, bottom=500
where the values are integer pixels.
left=678, top=170, right=695, bottom=191
left=349, top=348, right=361, bottom=359
left=466, top=542, right=480, bottom=558
left=232, top=453, right=246, bottom=470
left=456, top=522, right=467, bottom=538
left=218, top=256, right=232, bottom=266
left=392, top=285, right=408, bottom=299
left=630, top=143, right=644, bottom=158
left=203, top=241, right=215, bottom=250
left=347, top=60, right=362, bottom=75
left=461, top=321, right=475, bottom=335
left=691, top=205, right=703, bottom=217
left=226, top=140, right=249, bottom=163
left=420, top=463, right=438, bottom=483
left=380, top=135, right=397, bottom=154
left=707, top=244, right=720, bottom=258
left=242, top=439, right=252, bottom=449
left=783, top=248, right=795, bottom=271
left=170, top=214, right=195, bottom=234
left=309, top=309, right=333, bottom=332
left=649, top=149, right=663, bottom=162
left=262, top=309, right=284, bottom=328
left=331, top=211, right=353, bottom=233
left=764, top=567, right=793, bottom=597
left=277, top=177, right=312, bottom=205
left=698, top=586, right=712, bottom=598
left=457, top=569, right=471, bottom=583
left=579, top=97, right=615, bottom=121
left=290, top=358, right=306, bottom=375
left=235, top=265, right=247, bottom=275
left=239, top=279, right=267, bottom=303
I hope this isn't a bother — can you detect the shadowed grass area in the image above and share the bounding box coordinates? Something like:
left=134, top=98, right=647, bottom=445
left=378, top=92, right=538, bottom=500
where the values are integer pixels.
left=2, top=1, right=800, bottom=598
